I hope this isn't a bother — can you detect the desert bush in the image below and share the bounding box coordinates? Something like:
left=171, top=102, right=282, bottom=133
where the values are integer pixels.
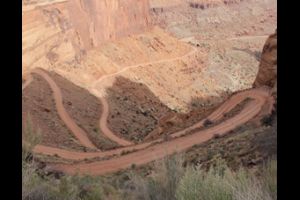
left=261, top=115, right=273, bottom=126
left=22, top=158, right=61, bottom=200
left=213, top=133, right=221, bottom=139
left=176, top=159, right=232, bottom=200
left=203, top=119, right=213, bottom=127
left=156, top=155, right=184, bottom=199
left=22, top=161, right=42, bottom=199
left=126, top=155, right=184, bottom=200
left=176, top=158, right=277, bottom=200
left=261, top=159, right=277, bottom=200
left=22, top=171, right=107, bottom=200
left=56, top=175, right=105, bottom=200
left=22, top=116, right=55, bottom=200
left=176, top=167, right=233, bottom=200
left=22, top=115, right=41, bottom=161
left=227, top=168, right=273, bottom=200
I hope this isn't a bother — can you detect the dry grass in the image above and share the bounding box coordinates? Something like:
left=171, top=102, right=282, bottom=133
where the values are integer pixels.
left=124, top=155, right=276, bottom=200
left=22, top=155, right=276, bottom=200
left=22, top=119, right=276, bottom=200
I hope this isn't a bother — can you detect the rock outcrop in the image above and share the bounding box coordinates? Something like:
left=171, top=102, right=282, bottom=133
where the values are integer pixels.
left=67, top=0, right=151, bottom=50
left=253, top=30, right=277, bottom=89
left=22, top=0, right=151, bottom=75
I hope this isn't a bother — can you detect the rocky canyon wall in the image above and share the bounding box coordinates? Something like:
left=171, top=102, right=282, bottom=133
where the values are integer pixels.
left=253, top=30, right=277, bottom=89
left=67, top=0, right=151, bottom=49
left=22, top=0, right=151, bottom=75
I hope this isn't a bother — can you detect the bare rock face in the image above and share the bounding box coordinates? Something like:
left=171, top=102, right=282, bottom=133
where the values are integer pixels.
left=67, top=0, right=151, bottom=50
left=22, top=0, right=151, bottom=74
left=253, top=30, right=277, bottom=88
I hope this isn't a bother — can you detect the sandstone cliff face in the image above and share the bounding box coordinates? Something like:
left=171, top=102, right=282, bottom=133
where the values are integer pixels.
left=22, top=0, right=150, bottom=74
left=67, top=0, right=150, bottom=50
left=253, top=31, right=277, bottom=88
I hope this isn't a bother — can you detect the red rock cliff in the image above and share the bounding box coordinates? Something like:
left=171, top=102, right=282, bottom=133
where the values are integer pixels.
left=22, top=0, right=151, bottom=74
left=253, top=30, right=277, bottom=88
left=67, top=0, right=151, bottom=49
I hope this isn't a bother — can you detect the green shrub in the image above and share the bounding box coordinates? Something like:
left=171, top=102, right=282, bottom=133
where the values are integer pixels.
left=227, top=168, right=273, bottom=200
left=176, top=166, right=233, bottom=200
left=22, top=172, right=106, bottom=200
left=156, top=155, right=184, bottom=199
left=23, top=157, right=277, bottom=200
left=127, top=155, right=184, bottom=200
left=56, top=176, right=80, bottom=199
left=22, top=114, right=41, bottom=161
left=22, top=160, right=59, bottom=200
left=176, top=158, right=277, bottom=200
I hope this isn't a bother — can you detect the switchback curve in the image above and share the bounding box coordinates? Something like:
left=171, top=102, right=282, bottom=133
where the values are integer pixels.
left=39, top=87, right=272, bottom=175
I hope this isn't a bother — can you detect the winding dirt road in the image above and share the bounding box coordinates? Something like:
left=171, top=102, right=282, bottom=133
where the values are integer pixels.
left=33, top=88, right=271, bottom=163
left=48, top=87, right=272, bottom=175
left=29, top=71, right=272, bottom=175
left=31, top=69, right=98, bottom=150
left=99, top=97, right=133, bottom=146
left=25, top=44, right=197, bottom=149
left=90, top=34, right=269, bottom=146
left=23, top=37, right=274, bottom=175
left=91, top=45, right=198, bottom=88
left=91, top=45, right=198, bottom=145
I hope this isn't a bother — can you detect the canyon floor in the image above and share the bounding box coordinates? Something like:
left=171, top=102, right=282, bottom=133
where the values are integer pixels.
left=22, top=0, right=277, bottom=177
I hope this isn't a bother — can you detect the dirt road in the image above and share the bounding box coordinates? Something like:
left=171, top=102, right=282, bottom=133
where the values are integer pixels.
left=91, top=45, right=198, bottom=145
left=28, top=67, right=272, bottom=175
left=33, top=88, right=271, bottom=163
left=31, top=69, right=98, bottom=150
left=48, top=87, right=271, bottom=175
left=99, top=97, right=133, bottom=146
left=23, top=38, right=273, bottom=175
left=25, top=44, right=198, bottom=148
left=91, top=45, right=198, bottom=88
left=88, top=36, right=267, bottom=145
left=227, top=35, right=269, bottom=41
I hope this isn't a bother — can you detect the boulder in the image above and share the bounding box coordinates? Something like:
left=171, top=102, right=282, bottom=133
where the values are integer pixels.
left=253, top=30, right=277, bottom=89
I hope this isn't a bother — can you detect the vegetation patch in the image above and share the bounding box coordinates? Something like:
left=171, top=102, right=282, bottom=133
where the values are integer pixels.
left=23, top=118, right=277, bottom=200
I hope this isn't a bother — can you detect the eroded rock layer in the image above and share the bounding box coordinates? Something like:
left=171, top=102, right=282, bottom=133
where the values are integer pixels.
left=22, top=0, right=151, bottom=75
